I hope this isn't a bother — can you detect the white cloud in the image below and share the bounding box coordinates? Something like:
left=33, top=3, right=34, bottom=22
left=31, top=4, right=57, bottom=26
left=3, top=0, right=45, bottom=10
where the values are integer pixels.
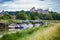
left=0, top=0, right=60, bottom=12
left=1, top=0, right=48, bottom=11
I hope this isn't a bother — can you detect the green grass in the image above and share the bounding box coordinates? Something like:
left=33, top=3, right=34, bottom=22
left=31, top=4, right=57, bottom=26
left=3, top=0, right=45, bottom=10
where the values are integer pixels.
left=0, top=19, right=60, bottom=23
left=0, top=24, right=52, bottom=40
left=28, top=23, right=60, bottom=40
left=0, top=23, right=60, bottom=40
left=44, top=20, right=60, bottom=23
left=0, top=19, right=22, bottom=23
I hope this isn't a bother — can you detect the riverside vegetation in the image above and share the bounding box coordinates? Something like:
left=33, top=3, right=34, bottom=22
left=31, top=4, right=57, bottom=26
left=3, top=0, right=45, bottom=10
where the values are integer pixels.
left=0, top=23, right=60, bottom=40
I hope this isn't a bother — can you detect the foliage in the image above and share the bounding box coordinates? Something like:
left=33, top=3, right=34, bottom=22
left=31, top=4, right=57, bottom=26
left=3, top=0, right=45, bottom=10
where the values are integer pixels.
left=0, top=11, right=60, bottom=20
left=0, top=14, right=12, bottom=20
left=0, top=24, right=50, bottom=40
left=30, top=12, right=39, bottom=20
left=44, top=14, right=53, bottom=20
left=50, top=12, right=60, bottom=20
left=16, top=11, right=31, bottom=20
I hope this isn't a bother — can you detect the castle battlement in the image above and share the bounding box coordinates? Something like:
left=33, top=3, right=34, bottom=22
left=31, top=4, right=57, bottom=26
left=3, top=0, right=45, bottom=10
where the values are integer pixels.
left=30, top=7, right=49, bottom=14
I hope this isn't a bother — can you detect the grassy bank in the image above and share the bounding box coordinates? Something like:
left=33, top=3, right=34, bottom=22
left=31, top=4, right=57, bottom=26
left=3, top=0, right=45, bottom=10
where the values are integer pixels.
left=29, top=23, right=60, bottom=40
left=44, top=20, right=60, bottom=23
left=0, top=19, right=60, bottom=23
left=0, top=23, right=60, bottom=40
left=0, top=24, right=53, bottom=40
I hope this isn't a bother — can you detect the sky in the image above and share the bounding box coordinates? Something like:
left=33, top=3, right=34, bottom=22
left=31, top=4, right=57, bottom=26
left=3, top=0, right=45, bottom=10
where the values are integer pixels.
left=0, top=0, right=60, bottom=13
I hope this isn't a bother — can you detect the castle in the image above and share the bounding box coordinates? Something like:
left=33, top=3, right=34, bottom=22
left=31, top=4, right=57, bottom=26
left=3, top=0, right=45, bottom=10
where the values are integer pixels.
left=0, top=7, right=49, bottom=16
left=30, top=7, right=49, bottom=14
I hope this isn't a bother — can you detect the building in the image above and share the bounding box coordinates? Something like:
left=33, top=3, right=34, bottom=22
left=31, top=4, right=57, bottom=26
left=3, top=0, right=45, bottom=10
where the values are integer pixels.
left=0, top=10, right=8, bottom=16
left=30, top=7, right=36, bottom=12
left=42, top=9, right=49, bottom=14
left=37, top=9, right=43, bottom=13
left=30, top=7, right=49, bottom=14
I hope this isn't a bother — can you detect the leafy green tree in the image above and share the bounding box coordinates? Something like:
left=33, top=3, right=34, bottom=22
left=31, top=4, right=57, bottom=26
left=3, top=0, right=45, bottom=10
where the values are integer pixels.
left=39, top=13, right=44, bottom=20
left=16, top=11, right=31, bottom=20
left=30, top=12, right=40, bottom=20
left=34, top=16, right=40, bottom=20
left=44, top=14, right=53, bottom=20
left=2, top=14, right=12, bottom=19
left=0, top=16, right=3, bottom=19
left=49, top=11, right=60, bottom=20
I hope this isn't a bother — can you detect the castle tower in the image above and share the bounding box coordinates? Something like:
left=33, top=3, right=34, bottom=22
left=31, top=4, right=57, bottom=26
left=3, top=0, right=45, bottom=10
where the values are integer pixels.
left=30, top=7, right=36, bottom=12
left=42, top=9, right=49, bottom=14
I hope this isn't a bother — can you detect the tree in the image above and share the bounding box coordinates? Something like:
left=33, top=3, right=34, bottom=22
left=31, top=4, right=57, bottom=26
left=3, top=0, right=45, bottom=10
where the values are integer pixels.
left=49, top=11, right=60, bottom=20
left=34, top=16, right=40, bottom=20
left=2, top=14, right=12, bottom=19
left=16, top=11, right=31, bottom=20
left=0, top=16, right=3, bottom=19
left=44, top=14, right=53, bottom=20
left=39, top=13, right=44, bottom=20
left=30, top=12, right=40, bottom=20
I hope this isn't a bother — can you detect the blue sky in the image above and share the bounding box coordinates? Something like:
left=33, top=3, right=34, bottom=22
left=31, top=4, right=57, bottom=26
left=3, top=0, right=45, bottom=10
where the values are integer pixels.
left=0, top=0, right=60, bottom=13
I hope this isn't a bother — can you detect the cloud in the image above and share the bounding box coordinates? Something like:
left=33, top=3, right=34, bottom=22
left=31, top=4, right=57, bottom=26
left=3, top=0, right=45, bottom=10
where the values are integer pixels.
left=0, top=0, right=47, bottom=11
left=0, top=0, right=60, bottom=13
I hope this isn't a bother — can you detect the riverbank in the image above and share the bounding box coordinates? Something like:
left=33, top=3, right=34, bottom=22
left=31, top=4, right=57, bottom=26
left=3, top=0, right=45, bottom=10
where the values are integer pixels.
left=0, top=23, right=54, bottom=40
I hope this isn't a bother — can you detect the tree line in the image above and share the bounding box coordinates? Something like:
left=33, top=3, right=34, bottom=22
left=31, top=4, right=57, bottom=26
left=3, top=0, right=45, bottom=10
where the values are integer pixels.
left=0, top=10, right=60, bottom=20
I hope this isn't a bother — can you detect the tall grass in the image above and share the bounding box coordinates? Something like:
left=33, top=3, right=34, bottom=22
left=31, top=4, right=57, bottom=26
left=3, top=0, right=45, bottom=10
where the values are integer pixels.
left=0, top=24, right=52, bottom=40
left=0, top=23, right=58, bottom=40
left=29, top=23, right=60, bottom=40
left=45, top=20, right=60, bottom=23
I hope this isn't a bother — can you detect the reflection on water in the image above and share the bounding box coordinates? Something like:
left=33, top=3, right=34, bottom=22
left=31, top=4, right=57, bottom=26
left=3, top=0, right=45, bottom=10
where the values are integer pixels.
left=0, top=20, right=52, bottom=34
